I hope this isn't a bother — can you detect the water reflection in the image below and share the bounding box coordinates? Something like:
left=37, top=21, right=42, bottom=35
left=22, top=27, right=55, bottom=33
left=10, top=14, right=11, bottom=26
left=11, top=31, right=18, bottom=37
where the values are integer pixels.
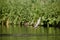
left=0, top=25, right=60, bottom=40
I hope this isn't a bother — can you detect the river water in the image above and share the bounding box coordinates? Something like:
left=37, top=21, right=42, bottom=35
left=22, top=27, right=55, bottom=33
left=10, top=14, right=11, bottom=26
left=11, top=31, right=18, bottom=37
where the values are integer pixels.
left=0, top=25, right=60, bottom=40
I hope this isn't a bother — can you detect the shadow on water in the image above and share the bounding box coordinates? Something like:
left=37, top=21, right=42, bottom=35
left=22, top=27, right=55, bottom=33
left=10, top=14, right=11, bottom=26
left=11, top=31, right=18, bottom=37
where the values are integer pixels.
left=0, top=24, right=60, bottom=40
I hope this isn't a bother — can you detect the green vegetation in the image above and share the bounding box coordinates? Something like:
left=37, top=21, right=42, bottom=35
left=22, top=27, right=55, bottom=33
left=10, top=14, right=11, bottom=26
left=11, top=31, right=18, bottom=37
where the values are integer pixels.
left=0, top=0, right=60, bottom=27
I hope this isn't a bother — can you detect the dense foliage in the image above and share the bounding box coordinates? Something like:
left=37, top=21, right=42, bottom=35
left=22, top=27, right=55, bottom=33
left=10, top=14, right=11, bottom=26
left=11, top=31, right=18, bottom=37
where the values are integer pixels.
left=0, top=0, right=60, bottom=27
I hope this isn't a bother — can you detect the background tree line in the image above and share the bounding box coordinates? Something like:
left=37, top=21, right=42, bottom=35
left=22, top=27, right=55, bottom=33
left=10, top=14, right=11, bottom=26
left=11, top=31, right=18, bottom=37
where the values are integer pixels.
left=0, top=0, right=60, bottom=27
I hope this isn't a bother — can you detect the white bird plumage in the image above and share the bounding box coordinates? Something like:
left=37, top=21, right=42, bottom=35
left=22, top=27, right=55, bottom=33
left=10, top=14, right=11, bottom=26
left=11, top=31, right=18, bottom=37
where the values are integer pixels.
left=34, top=17, right=41, bottom=28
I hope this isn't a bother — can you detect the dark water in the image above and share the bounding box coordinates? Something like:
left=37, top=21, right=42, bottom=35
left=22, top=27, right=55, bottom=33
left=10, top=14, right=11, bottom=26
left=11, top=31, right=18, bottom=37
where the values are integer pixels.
left=0, top=25, right=60, bottom=40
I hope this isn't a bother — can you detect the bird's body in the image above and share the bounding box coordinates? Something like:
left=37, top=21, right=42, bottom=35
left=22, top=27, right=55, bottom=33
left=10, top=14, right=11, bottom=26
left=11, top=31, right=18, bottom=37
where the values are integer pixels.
left=34, top=17, right=41, bottom=28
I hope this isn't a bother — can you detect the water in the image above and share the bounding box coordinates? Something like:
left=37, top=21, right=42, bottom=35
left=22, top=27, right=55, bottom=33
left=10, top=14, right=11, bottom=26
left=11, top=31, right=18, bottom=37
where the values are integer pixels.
left=0, top=25, right=60, bottom=40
